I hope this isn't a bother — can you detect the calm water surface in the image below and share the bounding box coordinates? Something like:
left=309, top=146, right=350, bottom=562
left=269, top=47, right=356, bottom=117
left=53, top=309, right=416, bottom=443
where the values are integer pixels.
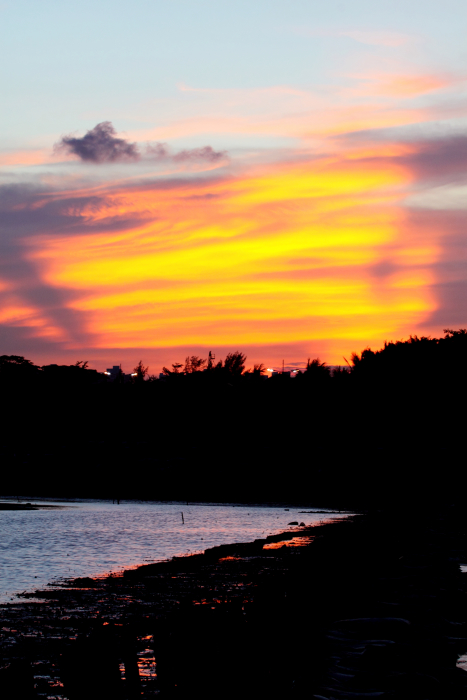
left=0, top=500, right=345, bottom=604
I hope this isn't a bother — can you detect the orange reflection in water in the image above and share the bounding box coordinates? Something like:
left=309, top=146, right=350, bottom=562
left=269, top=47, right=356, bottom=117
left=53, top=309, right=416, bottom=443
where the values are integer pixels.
left=263, top=536, right=314, bottom=549
left=137, top=635, right=157, bottom=682
left=218, top=556, right=242, bottom=562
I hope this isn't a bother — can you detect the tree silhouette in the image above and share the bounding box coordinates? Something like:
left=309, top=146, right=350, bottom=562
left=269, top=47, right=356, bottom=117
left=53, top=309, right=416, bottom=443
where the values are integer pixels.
left=162, top=362, right=183, bottom=376
left=0, top=355, right=39, bottom=382
left=444, top=328, right=467, bottom=337
left=301, top=357, right=331, bottom=381
left=0, top=355, right=37, bottom=369
left=331, top=365, right=350, bottom=379
left=223, top=352, right=247, bottom=376
left=244, top=363, right=267, bottom=376
left=133, top=360, right=149, bottom=382
left=184, top=356, right=207, bottom=373
left=74, top=360, right=89, bottom=369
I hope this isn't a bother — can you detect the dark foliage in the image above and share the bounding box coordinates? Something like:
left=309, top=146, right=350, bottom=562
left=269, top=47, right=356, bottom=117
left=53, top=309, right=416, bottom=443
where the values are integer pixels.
left=132, top=360, right=149, bottom=383
left=0, top=330, right=466, bottom=508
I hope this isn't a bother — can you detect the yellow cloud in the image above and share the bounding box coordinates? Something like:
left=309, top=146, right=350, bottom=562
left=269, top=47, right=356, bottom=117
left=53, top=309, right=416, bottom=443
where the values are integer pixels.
left=23, top=148, right=436, bottom=359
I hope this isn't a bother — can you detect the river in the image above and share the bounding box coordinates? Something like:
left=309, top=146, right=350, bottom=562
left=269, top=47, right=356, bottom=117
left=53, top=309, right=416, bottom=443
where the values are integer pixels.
left=0, top=499, right=346, bottom=604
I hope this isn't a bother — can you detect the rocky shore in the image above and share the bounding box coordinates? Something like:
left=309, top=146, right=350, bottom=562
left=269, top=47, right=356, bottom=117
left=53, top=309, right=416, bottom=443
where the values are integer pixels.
left=1, top=508, right=467, bottom=699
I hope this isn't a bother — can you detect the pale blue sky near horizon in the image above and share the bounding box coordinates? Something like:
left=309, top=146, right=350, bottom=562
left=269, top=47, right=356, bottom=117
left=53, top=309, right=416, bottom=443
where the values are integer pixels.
left=1, top=0, right=466, bottom=149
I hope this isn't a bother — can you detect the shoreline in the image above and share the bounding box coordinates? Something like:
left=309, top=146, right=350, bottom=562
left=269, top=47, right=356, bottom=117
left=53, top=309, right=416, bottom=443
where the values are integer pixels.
left=2, top=510, right=467, bottom=698
left=0, top=502, right=67, bottom=510
left=3, top=515, right=337, bottom=601
left=0, top=500, right=347, bottom=603
left=0, top=495, right=350, bottom=510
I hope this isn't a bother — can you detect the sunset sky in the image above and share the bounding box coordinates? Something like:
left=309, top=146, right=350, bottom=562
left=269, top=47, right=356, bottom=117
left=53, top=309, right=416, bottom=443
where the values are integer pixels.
left=1, top=0, right=466, bottom=372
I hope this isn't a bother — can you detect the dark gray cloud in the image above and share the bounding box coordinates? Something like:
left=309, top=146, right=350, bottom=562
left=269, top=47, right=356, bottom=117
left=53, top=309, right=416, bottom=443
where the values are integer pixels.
left=0, top=183, right=147, bottom=238
left=400, top=135, right=467, bottom=185
left=54, top=122, right=226, bottom=166
left=370, top=259, right=399, bottom=280
left=425, top=278, right=467, bottom=328
left=0, top=321, right=63, bottom=357
left=173, top=146, right=227, bottom=163
left=145, top=142, right=170, bottom=159
left=0, top=164, right=231, bottom=358
left=0, top=181, right=148, bottom=348
left=0, top=247, right=94, bottom=347
left=146, top=142, right=227, bottom=163
left=0, top=170, right=230, bottom=351
left=339, top=129, right=467, bottom=186
left=405, top=208, right=467, bottom=330
left=56, top=121, right=140, bottom=163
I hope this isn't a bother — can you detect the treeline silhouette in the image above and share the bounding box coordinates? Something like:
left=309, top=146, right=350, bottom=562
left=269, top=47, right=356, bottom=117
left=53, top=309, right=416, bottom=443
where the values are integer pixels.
left=1, top=329, right=466, bottom=508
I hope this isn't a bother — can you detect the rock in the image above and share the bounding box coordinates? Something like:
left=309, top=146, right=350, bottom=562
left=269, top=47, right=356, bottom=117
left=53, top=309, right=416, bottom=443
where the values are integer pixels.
left=68, top=577, right=98, bottom=588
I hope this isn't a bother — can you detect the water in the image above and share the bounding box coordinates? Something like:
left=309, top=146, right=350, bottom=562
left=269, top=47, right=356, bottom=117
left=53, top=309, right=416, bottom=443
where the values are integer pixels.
left=0, top=499, right=345, bottom=604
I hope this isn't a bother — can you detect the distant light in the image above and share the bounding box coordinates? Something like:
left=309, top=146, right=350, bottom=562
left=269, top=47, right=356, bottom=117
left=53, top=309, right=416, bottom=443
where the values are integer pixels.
left=266, top=368, right=274, bottom=372
left=131, top=372, right=137, bottom=376
left=104, top=371, right=111, bottom=375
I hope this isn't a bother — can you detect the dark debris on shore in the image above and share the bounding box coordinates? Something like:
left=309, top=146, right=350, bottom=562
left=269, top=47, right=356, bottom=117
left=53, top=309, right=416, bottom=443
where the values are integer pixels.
left=2, top=510, right=467, bottom=699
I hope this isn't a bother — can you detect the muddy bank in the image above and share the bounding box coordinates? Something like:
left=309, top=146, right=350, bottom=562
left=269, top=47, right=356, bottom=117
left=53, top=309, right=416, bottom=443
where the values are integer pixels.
left=0, top=503, right=39, bottom=510
left=0, top=502, right=65, bottom=510
left=1, top=510, right=467, bottom=699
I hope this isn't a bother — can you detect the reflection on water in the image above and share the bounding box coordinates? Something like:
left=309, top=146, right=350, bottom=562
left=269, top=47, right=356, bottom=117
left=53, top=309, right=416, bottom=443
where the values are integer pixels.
left=0, top=499, right=346, bottom=603
left=263, top=536, right=314, bottom=549
left=138, top=634, right=157, bottom=688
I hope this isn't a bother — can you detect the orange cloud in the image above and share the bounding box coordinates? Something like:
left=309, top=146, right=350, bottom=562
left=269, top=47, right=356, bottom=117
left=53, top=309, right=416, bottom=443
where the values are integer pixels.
left=20, top=148, right=437, bottom=363
left=0, top=300, right=66, bottom=341
left=128, top=81, right=431, bottom=144
left=347, top=72, right=458, bottom=99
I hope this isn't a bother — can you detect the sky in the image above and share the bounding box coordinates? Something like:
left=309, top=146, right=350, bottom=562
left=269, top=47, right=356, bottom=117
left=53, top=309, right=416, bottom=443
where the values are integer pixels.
left=1, top=0, right=467, bottom=373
